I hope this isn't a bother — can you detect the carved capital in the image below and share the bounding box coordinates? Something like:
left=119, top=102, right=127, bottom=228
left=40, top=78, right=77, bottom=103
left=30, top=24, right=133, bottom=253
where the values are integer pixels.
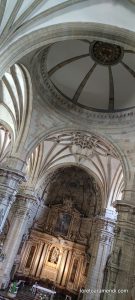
left=114, top=201, right=135, bottom=224
left=0, top=167, right=26, bottom=186
left=16, top=193, right=37, bottom=205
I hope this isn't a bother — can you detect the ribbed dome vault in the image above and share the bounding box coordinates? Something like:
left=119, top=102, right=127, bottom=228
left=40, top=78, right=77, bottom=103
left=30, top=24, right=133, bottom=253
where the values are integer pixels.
left=41, top=39, right=135, bottom=113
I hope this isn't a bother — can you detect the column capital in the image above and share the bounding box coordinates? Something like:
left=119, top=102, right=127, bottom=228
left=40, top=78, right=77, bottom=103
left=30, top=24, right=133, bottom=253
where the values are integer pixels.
left=90, top=210, right=116, bottom=246
left=113, top=200, right=135, bottom=213
left=121, top=185, right=135, bottom=203
left=13, top=193, right=38, bottom=219
left=113, top=201, right=135, bottom=234
left=0, top=167, right=26, bottom=232
left=16, top=193, right=37, bottom=205
left=1, top=156, right=27, bottom=172
left=95, top=209, right=117, bottom=224
left=0, top=167, right=26, bottom=183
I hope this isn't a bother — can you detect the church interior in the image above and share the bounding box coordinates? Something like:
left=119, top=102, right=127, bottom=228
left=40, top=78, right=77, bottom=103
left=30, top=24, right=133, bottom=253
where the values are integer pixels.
left=0, top=1, right=135, bottom=300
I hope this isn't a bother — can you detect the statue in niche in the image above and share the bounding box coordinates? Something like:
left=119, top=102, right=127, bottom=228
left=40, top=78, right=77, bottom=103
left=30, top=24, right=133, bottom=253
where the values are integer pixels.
left=54, top=212, right=71, bottom=236
left=63, top=196, right=73, bottom=210
left=48, top=247, right=60, bottom=264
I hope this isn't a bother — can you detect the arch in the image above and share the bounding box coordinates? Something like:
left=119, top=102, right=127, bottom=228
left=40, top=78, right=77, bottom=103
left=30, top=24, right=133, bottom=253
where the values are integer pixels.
left=26, top=127, right=128, bottom=187
left=39, top=162, right=104, bottom=208
left=0, top=120, right=14, bottom=145
left=25, top=129, right=125, bottom=210
left=0, top=22, right=132, bottom=182
left=0, top=105, right=16, bottom=140
left=39, top=164, right=103, bottom=219
left=1, top=22, right=135, bottom=78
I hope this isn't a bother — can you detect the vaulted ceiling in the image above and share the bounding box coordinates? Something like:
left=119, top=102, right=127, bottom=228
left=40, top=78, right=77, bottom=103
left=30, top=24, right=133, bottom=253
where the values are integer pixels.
left=1, top=0, right=135, bottom=78
left=26, top=132, right=124, bottom=210
left=0, top=63, right=32, bottom=154
left=44, top=39, right=135, bottom=112
left=0, top=125, right=11, bottom=163
left=0, top=1, right=132, bottom=211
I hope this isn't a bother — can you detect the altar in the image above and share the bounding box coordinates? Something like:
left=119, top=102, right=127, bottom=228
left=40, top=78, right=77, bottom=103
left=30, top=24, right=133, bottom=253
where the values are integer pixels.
left=32, top=284, right=56, bottom=300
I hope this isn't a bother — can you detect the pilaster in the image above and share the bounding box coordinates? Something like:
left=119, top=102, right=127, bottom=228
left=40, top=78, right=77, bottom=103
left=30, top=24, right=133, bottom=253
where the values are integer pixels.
left=0, top=191, right=37, bottom=288
left=84, top=210, right=116, bottom=300
left=103, top=201, right=135, bottom=300
left=0, top=167, right=25, bottom=232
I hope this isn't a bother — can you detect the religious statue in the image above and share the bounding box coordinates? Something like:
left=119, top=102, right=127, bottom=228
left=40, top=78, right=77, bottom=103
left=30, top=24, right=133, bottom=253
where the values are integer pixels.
left=54, top=212, right=71, bottom=236
left=63, top=196, right=73, bottom=210
left=48, top=247, right=60, bottom=264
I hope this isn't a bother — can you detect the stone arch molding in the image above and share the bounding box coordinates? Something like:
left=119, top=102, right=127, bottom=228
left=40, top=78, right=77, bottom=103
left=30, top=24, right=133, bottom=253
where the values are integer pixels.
left=1, top=0, right=135, bottom=78
left=1, top=22, right=135, bottom=78
left=40, top=164, right=103, bottom=218
left=37, top=163, right=104, bottom=202
left=26, top=128, right=129, bottom=180
left=1, top=22, right=135, bottom=126
left=25, top=129, right=126, bottom=210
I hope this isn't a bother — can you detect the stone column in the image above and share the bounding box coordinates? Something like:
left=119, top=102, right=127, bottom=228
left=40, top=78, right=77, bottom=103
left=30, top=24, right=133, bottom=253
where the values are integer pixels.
left=0, top=192, right=37, bottom=288
left=0, top=157, right=25, bottom=232
left=84, top=210, right=116, bottom=300
left=103, top=201, right=135, bottom=300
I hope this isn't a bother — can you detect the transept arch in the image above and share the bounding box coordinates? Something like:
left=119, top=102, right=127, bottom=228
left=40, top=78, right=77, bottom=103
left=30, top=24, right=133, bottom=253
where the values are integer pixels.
left=25, top=129, right=126, bottom=210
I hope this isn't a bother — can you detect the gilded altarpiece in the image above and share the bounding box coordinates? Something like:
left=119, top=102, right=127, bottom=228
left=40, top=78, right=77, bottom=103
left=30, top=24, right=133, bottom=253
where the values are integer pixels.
left=17, top=199, right=91, bottom=293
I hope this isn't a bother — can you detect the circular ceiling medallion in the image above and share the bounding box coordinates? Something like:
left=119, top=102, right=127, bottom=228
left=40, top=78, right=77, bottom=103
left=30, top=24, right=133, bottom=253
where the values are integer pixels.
left=91, top=41, right=123, bottom=65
